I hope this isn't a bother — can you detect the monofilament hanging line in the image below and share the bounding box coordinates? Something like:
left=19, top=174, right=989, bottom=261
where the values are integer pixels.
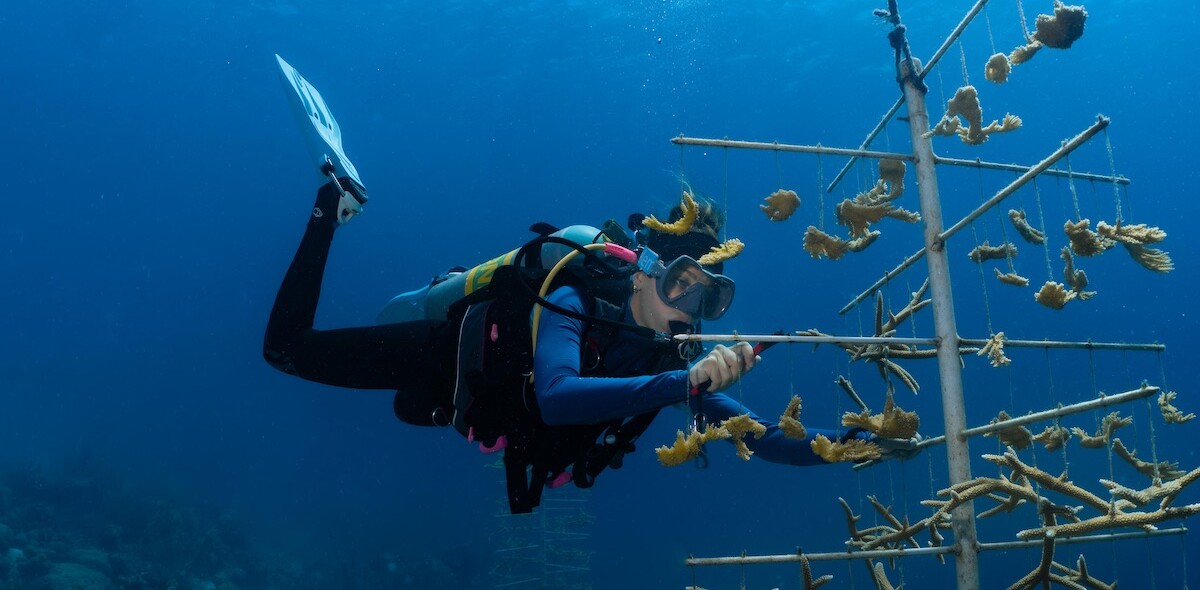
left=816, top=152, right=826, bottom=230
left=983, top=2, right=997, bottom=55
left=1032, top=176, right=1055, bottom=280
left=958, top=41, right=971, bottom=86
left=1015, top=0, right=1031, bottom=40
left=1104, top=128, right=1123, bottom=223
left=971, top=166, right=996, bottom=335
left=723, top=145, right=730, bottom=242
left=1065, top=151, right=1083, bottom=220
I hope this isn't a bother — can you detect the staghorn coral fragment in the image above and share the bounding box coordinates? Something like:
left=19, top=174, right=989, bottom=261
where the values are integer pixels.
left=836, top=376, right=869, bottom=411
left=984, top=410, right=1035, bottom=450
left=1009, top=41, right=1042, bottom=65
left=1096, top=220, right=1166, bottom=245
left=1060, top=247, right=1096, bottom=300
left=697, top=238, right=745, bottom=266
left=985, top=52, right=1011, bottom=83
left=1100, top=464, right=1200, bottom=507
left=1064, top=219, right=1115, bottom=257
left=869, top=561, right=897, bottom=590
left=977, top=332, right=1011, bottom=367
left=642, top=191, right=697, bottom=235
left=655, top=424, right=730, bottom=467
left=878, top=158, right=906, bottom=188
left=836, top=198, right=891, bottom=238
left=1050, top=556, right=1117, bottom=590
left=800, top=555, right=833, bottom=590
left=803, top=226, right=851, bottom=260
left=1095, top=220, right=1174, bottom=272
left=1112, top=438, right=1186, bottom=483
left=1034, top=280, right=1077, bottom=310
left=1007, top=3, right=1086, bottom=70
left=969, top=240, right=1018, bottom=263
left=994, top=268, right=1030, bottom=287
left=1159, top=390, right=1195, bottom=424
left=1123, top=243, right=1174, bottom=273
left=841, top=391, right=919, bottom=439
left=1018, top=498, right=1200, bottom=540
left=924, top=85, right=1021, bottom=145
left=848, top=230, right=881, bottom=253
left=760, top=188, right=801, bottom=221
left=1033, top=1, right=1087, bottom=49
left=721, top=413, right=767, bottom=460
left=1009, top=208, right=1045, bottom=244
left=1070, top=411, right=1132, bottom=448
left=779, top=395, right=808, bottom=440
left=1033, top=425, right=1072, bottom=451
left=811, top=434, right=882, bottom=463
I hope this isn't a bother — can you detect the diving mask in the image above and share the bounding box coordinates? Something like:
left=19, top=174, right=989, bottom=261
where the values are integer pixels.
left=638, top=249, right=735, bottom=321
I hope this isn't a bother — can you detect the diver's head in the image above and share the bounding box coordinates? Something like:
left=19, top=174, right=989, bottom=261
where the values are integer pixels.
left=644, top=198, right=726, bottom=274
left=630, top=196, right=736, bottom=333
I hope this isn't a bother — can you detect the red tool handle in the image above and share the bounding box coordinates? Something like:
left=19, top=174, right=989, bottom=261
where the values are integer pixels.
left=689, top=336, right=781, bottom=396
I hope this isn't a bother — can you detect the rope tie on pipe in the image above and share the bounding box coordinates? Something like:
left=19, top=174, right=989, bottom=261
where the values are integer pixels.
left=876, top=0, right=929, bottom=95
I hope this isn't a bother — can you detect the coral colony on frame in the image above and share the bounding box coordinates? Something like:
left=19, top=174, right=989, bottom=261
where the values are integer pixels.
left=660, top=1, right=1197, bottom=588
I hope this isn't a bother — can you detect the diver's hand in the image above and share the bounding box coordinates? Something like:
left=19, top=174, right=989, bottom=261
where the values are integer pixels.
left=688, top=342, right=760, bottom=393
left=873, top=432, right=924, bottom=461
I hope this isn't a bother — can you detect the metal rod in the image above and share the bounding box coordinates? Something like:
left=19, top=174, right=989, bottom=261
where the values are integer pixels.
left=935, top=155, right=1130, bottom=185
left=826, top=99, right=909, bottom=191
left=827, top=0, right=990, bottom=192
left=839, top=251, right=930, bottom=316
left=673, top=333, right=938, bottom=346
left=494, top=578, right=542, bottom=588
left=687, top=545, right=955, bottom=566
left=959, top=338, right=1166, bottom=352
left=669, top=136, right=914, bottom=161
left=937, top=116, right=1110, bottom=242
left=979, top=527, right=1187, bottom=552
left=856, top=385, right=1161, bottom=470
left=676, top=333, right=1165, bottom=352
left=671, top=135, right=1125, bottom=186
left=683, top=528, right=1186, bottom=567
left=960, top=384, right=1160, bottom=438
left=900, top=58, right=980, bottom=590
left=838, top=116, right=1111, bottom=316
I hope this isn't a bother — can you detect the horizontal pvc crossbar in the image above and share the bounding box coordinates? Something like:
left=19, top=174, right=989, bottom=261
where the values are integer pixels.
left=684, top=528, right=1186, bottom=566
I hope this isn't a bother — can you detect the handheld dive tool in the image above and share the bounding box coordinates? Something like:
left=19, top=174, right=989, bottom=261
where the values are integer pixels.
left=688, top=332, right=784, bottom=424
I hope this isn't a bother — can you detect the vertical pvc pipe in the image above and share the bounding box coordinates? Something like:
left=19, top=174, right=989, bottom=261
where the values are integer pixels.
left=899, top=59, right=981, bottom=590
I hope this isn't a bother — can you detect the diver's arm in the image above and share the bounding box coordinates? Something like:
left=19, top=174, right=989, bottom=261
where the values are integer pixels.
left=534, top=287, right=690, bottom=426
left=690, top=393, right=849, bottom=466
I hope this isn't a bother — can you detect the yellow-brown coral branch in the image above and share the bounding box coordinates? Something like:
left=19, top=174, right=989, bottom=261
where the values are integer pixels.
left=1009, top=209, right=1045, bottom=244
left=642, top=191, right=698, bottom=236
left=1159, top=391, right=1195, bottom=424
left=779, top=395, right=808, bottom=440
left=761, top=189, right=801, bottom=222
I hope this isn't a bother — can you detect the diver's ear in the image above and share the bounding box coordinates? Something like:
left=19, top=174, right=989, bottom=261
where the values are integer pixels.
left=631, top=272, right=648, bottom=292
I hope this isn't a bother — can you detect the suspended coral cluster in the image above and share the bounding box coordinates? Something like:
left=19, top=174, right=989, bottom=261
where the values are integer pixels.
left=925, top=85, right=1022, bottom=145
left=803, top=159, right=915, bottom=260
left=653, top=412, right=766, bottom=466
left=841, top=391, right=920, bottom=440
left=1009, top=2, right=1088, bottom=68
left=760, top=188, right=801, bottom=221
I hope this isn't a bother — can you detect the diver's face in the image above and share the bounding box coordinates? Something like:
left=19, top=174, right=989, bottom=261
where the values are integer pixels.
left=630, top=270, right=709, bottom=333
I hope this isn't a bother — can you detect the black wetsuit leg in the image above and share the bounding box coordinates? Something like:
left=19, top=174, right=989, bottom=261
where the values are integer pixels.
left=263, top=180, right=455, bottom=425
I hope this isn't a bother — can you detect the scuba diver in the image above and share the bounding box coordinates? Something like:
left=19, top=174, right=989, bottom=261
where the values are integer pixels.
left=263, top=56, right=919, bottom=513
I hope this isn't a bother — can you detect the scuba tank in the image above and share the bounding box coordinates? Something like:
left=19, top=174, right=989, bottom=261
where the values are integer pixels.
left=376, top=225, right=609, bottom=325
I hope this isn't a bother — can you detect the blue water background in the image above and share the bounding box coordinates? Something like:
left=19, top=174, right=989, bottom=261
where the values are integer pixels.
left=3, top=0, right=1198, bottom=588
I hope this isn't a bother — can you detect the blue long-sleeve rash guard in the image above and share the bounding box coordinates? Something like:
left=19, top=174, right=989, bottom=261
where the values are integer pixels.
left=533, top=286, right=841, bottom=467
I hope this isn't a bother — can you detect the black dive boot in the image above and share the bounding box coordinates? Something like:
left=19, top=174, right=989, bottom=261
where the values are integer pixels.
left=311, top=169, right=369, bottom=228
